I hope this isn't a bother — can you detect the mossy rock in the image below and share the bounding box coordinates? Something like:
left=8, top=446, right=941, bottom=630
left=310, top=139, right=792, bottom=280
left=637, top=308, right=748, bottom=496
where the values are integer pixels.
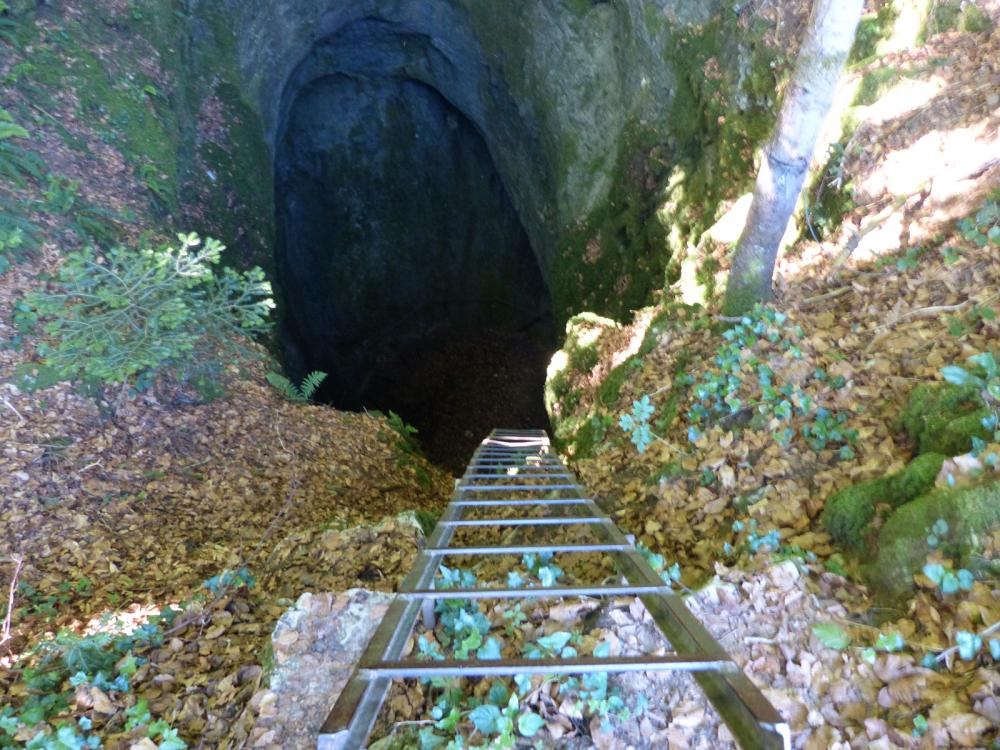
left=823, top=453, right=946, bottom=549
left=898, top=383, right=991, bottom=456
left=570, top=414, right=615, bottom=460
left=871, top=478, right=1000, bottom=599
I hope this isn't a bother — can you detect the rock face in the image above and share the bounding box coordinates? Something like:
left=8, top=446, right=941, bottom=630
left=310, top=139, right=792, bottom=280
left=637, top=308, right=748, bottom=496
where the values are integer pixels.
left=274, top=33, right=549, bottom=404
left=258, top=0, right=684, bottom=404
left=156, top=0, right=791, bottom=404
left=255, top=589, right=394, bottom=750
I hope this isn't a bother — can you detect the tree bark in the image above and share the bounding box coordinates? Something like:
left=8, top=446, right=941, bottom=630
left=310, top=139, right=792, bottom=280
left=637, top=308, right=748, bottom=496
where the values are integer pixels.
left=722, top=0, right=864, bottom=317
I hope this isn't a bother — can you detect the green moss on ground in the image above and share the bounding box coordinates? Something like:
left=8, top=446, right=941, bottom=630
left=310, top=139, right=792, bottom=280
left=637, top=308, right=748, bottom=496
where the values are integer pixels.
left=597, top=358, right=635, bottom=408
left=823, top=452, right=946, bottom=549
left=899, top=383, right=992, bottom=456
left=872, top=478, right=1000, bottom=598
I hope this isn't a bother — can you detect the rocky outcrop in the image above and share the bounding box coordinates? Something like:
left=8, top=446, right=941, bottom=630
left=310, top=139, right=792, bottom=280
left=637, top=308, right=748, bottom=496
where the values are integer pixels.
left=48, top=0, right=793, bottom=402
left=251, top=589, right=394, bottom=749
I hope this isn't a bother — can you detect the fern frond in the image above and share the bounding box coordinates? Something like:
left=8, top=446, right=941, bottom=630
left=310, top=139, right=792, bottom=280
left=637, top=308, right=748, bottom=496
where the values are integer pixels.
left=266, top=371, right=305, bottom=402
left=0, top=143, right=45, bottom=188
left=299, top=370, right=327, bottom=400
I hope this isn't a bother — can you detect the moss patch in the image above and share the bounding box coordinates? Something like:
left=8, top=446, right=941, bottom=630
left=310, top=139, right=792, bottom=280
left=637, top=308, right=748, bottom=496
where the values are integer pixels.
left=899, top=383, right=992, bottom=456
left=823, top=452, right=945, bottom=549
left=872, top=478, right=1000, bottom=598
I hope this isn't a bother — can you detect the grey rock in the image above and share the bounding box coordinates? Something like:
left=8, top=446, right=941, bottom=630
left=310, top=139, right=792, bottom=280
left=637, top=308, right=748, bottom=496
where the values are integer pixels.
left=263, top=589, right=394, bottom=750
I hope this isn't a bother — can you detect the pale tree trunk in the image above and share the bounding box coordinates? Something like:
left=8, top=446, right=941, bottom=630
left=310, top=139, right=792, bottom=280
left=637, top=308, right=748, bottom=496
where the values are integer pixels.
left=722, top=0, right=864, bottom=317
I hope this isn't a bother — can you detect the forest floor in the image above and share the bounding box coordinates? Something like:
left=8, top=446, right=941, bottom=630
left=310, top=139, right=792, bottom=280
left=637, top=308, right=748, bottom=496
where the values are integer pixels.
left=0, top=4, right=999, bottom=750
left=543, top=16, right=1000, bottom=750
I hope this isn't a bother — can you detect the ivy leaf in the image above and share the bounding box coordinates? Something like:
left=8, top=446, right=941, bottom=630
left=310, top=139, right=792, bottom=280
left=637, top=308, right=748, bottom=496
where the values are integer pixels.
left=593, top=642, right=611, bottom=658
left=487, top=681, right=510, bottom=707
left=157, top=728, right=187, bottom=750
left=469, top=704, right=502, bottom=735
left=812, top=622, right=852, bottom=650
left=875, top=632, right=905, bottom=652
left=535, top=631, right=572, bottom=654
left=941, top=365, right=974, bottom=385
left=537, top=565, right=561, bottom=587
left=940, top=571, right=959, bottom=594
left=513, top=674, right=531, bottom=696
left=477, top=637, right=502, bottom=661
left=956, top=631, right=983, bottom=660
left=957, top=569, right=975, bottom=591
left=419, top=727, right=446, bottom=750
left=0, top=715, right=19, bottom=734
left=517, top=711, right=546, bottom=738
left=990, top=639, right=1000, bottom=660
left=922, top=563, right=945, bottom=585
left=456, top=629, right=483, bottom=660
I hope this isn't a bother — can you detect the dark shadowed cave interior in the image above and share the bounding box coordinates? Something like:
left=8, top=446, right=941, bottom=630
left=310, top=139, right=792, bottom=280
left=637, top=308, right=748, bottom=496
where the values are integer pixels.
left=272, top=18, right=556, bottom=471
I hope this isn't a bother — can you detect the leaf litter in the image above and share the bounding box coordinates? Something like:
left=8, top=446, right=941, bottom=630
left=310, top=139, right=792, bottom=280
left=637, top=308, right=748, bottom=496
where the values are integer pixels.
left=2, top=4, right=1000, bottom=750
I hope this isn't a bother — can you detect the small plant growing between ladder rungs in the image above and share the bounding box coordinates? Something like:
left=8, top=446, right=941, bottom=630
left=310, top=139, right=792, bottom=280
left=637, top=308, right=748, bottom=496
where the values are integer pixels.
left=266, top=370, right=327, bottom=403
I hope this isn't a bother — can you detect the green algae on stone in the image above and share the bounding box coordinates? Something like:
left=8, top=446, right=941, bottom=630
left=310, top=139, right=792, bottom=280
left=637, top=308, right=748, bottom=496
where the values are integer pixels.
left=871, top=478, right=1000, bottom=598
left=823, top=452, right=946, bottom=549
left=899, top=383, right=992, bottom=456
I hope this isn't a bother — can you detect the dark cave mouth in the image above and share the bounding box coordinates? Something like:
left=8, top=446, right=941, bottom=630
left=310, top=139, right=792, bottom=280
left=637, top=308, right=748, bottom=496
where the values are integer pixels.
left=272, top=20, right=556, bottom=471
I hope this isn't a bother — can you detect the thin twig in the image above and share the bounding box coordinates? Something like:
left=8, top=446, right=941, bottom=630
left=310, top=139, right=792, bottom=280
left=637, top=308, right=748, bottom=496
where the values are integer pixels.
left=744, top=636, right=779, bottom=646
left=896, top=301, right=973, bottom=321
left=2, top=555, right=25, bottom=648
left=866, top=294, right=999, bottom=351
left=2, top=396, right=25, bottom=424
left=798, top=286, right=852, bottom=307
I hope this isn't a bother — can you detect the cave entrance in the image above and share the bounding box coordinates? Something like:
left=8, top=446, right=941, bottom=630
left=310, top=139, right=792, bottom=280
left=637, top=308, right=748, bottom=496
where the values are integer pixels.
left=274, top=21, right=555, bottom=473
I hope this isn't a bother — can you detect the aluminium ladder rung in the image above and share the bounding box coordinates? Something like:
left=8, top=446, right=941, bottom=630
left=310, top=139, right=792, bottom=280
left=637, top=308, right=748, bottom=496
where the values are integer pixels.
left=360, top=654, right=736, bottom=679
left=401, top=583, right=673, bottom=599
left=440, top=515, right=604, bottom=527
left=426, top=542, right=629, bottom=555
left=462, top=471, right=573, bottom=479
left=456, top=484, right=581, bottom=491
left=452, top=498, right=590, bottom=507
left=318, top=429, right=791, bottom=750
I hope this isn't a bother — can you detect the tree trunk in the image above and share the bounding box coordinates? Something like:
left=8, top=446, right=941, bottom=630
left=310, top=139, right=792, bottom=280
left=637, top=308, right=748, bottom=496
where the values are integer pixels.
left=722, top=0, right=864, bottom=317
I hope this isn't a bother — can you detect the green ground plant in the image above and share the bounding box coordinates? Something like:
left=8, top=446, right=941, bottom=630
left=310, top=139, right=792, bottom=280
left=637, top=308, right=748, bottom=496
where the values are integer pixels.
left=0, top=565, right=257, bottom=748
left=813, top=516, right=1000, bottom=669
left=682, top=306, right=856, bottom=455
left=266, top=370, right=327, bottom=403
left=940, top=351, right=1000, bottom=449
left=19, top=233, right=273, bottom=393
left=0, top=226, right=25, bottom=276
left=0, top=1, right=16, bottom=45
left=958, top=191, right=1000, bottom=248
left=0, top=108, right=45, bottom=188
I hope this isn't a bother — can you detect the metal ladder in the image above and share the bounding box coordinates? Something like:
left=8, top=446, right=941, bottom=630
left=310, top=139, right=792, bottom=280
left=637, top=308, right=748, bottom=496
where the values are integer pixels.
left=318, top=429, right=790, bottom=750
